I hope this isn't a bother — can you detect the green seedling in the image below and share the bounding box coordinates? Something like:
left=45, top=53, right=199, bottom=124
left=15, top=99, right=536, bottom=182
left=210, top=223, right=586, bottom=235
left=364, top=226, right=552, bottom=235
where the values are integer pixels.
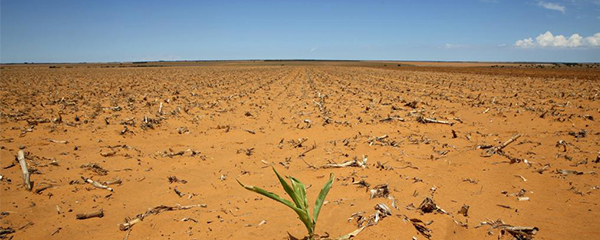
left=237, top=167, right=334, bottom=240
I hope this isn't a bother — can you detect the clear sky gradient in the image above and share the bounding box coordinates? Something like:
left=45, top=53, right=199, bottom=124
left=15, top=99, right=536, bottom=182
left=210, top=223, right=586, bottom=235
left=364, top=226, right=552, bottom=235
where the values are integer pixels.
left=1, top=0, right=599, bottom=63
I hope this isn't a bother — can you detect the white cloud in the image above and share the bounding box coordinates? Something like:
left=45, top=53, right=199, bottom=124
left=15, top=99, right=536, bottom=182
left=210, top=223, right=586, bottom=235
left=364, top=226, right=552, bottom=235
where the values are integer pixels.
left=536, top=31, right=582, bottom=47
left=444, top=43, right=470, bottom=49
left=515, top=38, right=535, bottom=48
left=585, top=33, right=600, bottom=46
left=538, top=1, right=566, bottom=13
left=515, top=31, right=600, bottom=48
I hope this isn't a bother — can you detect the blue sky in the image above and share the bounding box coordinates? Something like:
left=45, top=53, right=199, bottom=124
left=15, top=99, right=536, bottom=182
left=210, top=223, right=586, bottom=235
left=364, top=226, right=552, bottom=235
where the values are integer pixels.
left=1, top=0, right=599, bottom=63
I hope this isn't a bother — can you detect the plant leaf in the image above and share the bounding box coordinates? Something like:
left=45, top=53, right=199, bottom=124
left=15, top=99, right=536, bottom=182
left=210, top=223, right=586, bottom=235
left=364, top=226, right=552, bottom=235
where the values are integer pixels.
left=272, top=167, right=303, bottom=209
left=237, top=176, right=314, bottom=235
left=289, top=177, right=309, bottom=209
left=289, top=176, right=312, bottom=233
left=236, top=178, right=299, bottom=211
left=294, top=206, right=314, bottom=236
left=313, top=173, right=334, bottom=227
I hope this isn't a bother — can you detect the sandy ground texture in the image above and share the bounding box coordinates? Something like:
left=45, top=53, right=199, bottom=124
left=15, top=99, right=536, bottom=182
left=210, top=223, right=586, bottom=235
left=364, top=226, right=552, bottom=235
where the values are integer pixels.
left=1, top=63, right=599, bottom=240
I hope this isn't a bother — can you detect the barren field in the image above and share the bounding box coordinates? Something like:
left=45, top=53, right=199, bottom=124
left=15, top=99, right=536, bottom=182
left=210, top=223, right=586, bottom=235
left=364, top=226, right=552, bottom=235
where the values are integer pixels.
left=1, top=63, right=599, bottom=240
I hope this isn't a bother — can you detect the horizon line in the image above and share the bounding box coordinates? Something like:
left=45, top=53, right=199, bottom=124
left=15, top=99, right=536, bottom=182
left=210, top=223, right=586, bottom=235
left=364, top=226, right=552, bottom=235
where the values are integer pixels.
left=2, top=59, right=599, bottom=65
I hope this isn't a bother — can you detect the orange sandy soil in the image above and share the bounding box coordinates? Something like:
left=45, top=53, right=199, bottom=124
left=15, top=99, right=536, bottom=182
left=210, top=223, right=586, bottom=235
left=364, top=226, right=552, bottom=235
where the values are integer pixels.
left=1, top=63, right=599, bottom=240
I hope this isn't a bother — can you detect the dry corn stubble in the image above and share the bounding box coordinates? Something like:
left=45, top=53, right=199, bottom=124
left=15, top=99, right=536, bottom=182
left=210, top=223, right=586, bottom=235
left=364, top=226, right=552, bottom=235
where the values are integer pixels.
left=0, top=63, right=599, bottom=239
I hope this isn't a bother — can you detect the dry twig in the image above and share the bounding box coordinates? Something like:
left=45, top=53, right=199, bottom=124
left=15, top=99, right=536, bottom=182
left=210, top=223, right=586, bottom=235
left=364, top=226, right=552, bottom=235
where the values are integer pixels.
left=76, top=209, right=104, bottom=220
left=17, top=150, right=32, bottom=190
left=81, top=176, right=113, bottom=191
left=119, top=204, right=206, bottom=231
